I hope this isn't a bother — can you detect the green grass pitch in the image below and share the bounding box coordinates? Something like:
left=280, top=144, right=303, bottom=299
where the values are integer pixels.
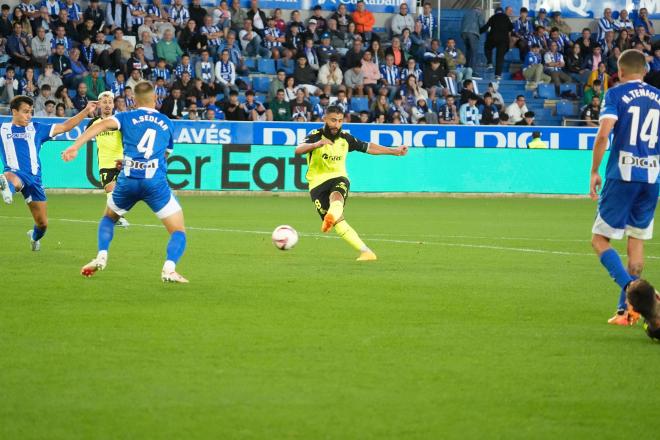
left=1, top=194, right=660, bottom=439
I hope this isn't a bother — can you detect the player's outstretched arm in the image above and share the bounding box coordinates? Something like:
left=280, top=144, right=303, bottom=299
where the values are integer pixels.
left=294, top=138, right=333, bottom=155
left=51, top=101, right=98, bottom=137
left=590, top=118, right=615, bottom=201
left=367, top=143, right=409, bottom=156
left=61, top=117, right=119, bottom=162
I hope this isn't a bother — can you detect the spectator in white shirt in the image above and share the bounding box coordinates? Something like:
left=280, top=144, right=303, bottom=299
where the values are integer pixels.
left=506, top=94, right=529, bottom=123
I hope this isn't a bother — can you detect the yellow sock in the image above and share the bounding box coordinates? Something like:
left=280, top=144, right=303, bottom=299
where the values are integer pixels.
left=328, top=200, right=344, bottom=220
left=334, top=220, right=368, bottom=252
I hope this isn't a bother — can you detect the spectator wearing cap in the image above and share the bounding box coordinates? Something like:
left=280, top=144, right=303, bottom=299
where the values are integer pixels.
left=418, top=2, right=437, bottom=43
left=634, top=7, right=654, bottom=36
left=523, top=43, right=550, bottom=90
left=481, top=6, right=512, bottom=79
left=597, top=8, right=616, bottom=43
left=310, top=5, right=327, bottom=34
left=459, top=93, right=480, bottom=125
left=534, top=8, right=550, bottom=29
left=360, top=50, right=380, bottom=100
left=549, top=10, right=571, bottom=35
left=83, top=64, right=106, bottom=99
left=512, top=7, right=533, bottom=62
left=317, top=56, right=343, bottom=95
left=444, top=38, right=472, bottom=82
left=127, top=43, right=151, bottom=78
left=391, top=3, right=414, bottom=38
left=506, top=95, right=529, bottom=123
left=317, top=32, right=338, bottom=65
left=303, top=18, right=320, bottom=44
left=106, top=0, right=128, bottom=33
left=240, top=19, right=270, bottom=58
left=352, top=0, right=375, bottom=43
left=544, top=40, right=572, bottom=94
left=330, top=4, right=351, bottom=34
left=515, top=111, right=535, bottom=126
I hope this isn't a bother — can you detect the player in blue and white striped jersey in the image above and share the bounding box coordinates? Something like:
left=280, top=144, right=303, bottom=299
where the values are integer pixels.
left=62, top=82, right=188, bottom=283
left=590, top=49, right=660, bottom=325
left=0, top=95, right=97, bottom=251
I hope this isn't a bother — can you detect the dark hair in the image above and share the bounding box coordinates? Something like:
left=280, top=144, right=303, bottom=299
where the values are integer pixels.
left=463, top=79, right=472, bottom=88
left=593, top=79, right=602, bottom=86
left=10, top=95, right=34, bottom=110
left=44, top=100, right=56, bottom=106
left=516, top=94, right=525, bottom=100
left=276, top=88, right=285, bottom=94
left=627, top=279, right=657, bottom=319
left=246, top=90, right=255, bottom=96
left=325, top=104, right=343, bottom=115
left=229, top=90, right=239, bottom=97
left=499, top=113, right=509, bottom=121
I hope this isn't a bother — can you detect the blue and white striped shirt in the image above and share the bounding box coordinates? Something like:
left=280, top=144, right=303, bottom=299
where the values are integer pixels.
left=400, top=66, right=423, bottom=82
left=514, top=18, right=533, bottom=38
left=416, top=13, right=436, bottom=40
left=597, top=17, right=615, bottom=42
left=65, top=3, right=81, bottom=21
left=175, top=63, right=194, bottom=79
left=380, top=64, right=399, bottom=85
left=200, top=25, right=222, bottom=46
left=128, top=2, right=145, bottom=26
left=459, top=103, right=480, bottom=125
left=0, top=122, right=56, bottom=177
left=543, top=51, right=564, bottom=72
left=41, top=0, right=61, bottom=17
left=264, top=27, right=282, bottom=48
left=169, top=5, right=189, bottom=27
left=152, top=67, right=171, bottom=82
left=112, top=80, right=125, bottom=97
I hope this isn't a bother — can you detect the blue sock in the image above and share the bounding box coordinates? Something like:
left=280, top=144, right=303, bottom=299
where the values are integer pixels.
left=32, top=225, right=46, bottom=241
left=166, top=231, right=186, bottom=263
left=98, top=215, right=115, bottom=252
left=599, top=248, right=633, bottom=290
left=617, top=275, right=639, bottom=311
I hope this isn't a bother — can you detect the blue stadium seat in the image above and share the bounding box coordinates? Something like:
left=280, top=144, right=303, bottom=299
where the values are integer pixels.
left=538, top=84, right=555, bottom=99
left=105, top=71, right=115, bottom=86
left=559, top=83, right=576, bottom=96
left=309, top=95, right=320, bottom=107
left=68, top=89, right=76, bottom=98
left=349, top=96, right=369, bottom=113
left=252, top=76, right=270, bottom=93
left=215, top=93, right=224, bottom=103
left=257, top=58, right=276, bottom=75
left=255, top=94, right=265, bottom=103
left=504, top=48, right=520, bottom=62
left=569, top=32, right=581, bottom=41
left=245, top=57, right=257, bottom=71
left=237, top=76, right=252, bottom=89
left=556, top=101, right=577, bottom=117
left=276, top=59, right=294, bottom=75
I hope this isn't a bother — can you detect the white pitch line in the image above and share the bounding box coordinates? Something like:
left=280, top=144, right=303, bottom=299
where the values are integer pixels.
left=3, top=214, right=660, bottom=260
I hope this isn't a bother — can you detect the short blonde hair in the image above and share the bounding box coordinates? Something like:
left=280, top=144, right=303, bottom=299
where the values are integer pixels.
left=134, top=81, right=155, bottom=105
left=98, top=91, right=114, bottom=101
left=618, top=49, right=647, bottom=75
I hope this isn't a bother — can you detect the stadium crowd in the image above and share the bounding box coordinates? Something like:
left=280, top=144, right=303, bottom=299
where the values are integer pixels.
left=0, top=0, right=657, bottom=126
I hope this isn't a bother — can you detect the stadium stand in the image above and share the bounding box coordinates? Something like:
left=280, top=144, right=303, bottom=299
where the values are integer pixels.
left=0, top=0, right=657, bottom=126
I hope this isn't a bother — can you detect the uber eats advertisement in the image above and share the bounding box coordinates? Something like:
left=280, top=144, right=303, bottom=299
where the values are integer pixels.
left=37, top=120, right=601, bottom=194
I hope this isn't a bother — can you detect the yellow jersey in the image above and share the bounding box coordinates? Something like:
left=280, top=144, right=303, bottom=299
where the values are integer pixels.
left=303, top=128, right=369, bottom=190
left=88, top=116, right=123, bottom=170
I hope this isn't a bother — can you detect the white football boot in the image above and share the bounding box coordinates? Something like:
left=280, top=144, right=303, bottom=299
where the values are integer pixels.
left=117, top=217, right=130, bottom=228
left=161, top=270, right=189, bottom=283
left=27, top=230, right=40, bottom=251
left=0, top=174, right=13, bottom=204
left=81, top=254, right=107, bottom=277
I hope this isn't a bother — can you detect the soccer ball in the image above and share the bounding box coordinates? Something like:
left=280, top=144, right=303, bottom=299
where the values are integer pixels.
left=272, top=225, right=299, bottom=250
